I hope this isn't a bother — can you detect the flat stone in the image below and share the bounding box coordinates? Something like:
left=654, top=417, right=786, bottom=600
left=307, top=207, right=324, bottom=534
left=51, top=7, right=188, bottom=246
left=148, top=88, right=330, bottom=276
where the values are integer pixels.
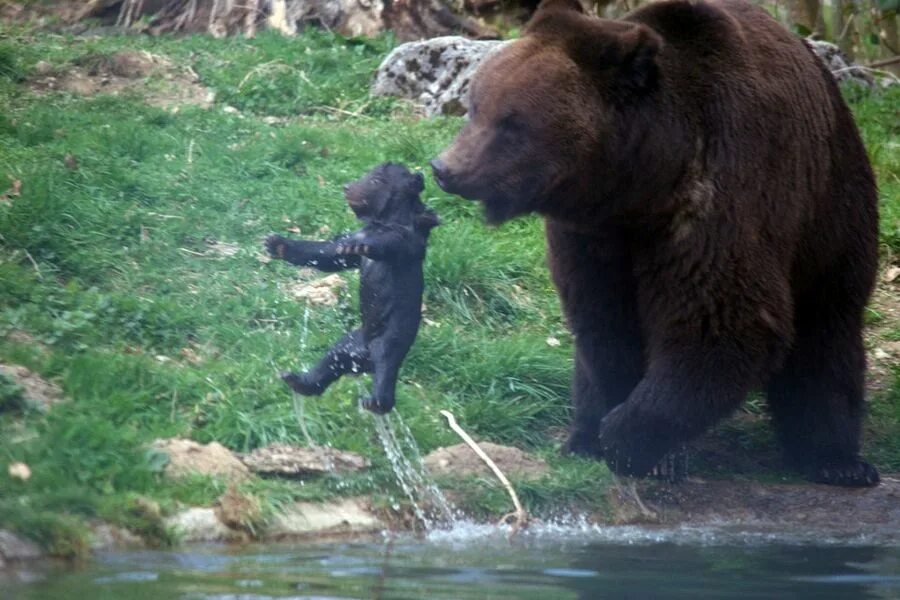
left=0, top=530, right=42, bottom=561
left=241, top=443, right=370, bottom=477
left=89, top=522, right=145, bottom=550
left=151, top=438, right=249, bottom=482
left=423, top=442, right=550, bottom=481
left=282, top=274, right=347, bottom=306
left=266, top=498, right=382, bottom=540
left=0, top=363, right=65, bottom=412
left=164, top=507, right=237, bottom=543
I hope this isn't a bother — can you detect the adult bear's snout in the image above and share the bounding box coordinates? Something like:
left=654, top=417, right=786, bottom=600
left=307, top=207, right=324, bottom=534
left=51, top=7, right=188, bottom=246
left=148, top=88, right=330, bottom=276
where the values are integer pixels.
left=430, top=158, right=450, bottom=191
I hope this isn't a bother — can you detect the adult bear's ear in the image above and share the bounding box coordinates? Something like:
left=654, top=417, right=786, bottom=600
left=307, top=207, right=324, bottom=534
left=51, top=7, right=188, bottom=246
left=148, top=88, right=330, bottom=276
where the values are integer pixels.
left=527, top=8, right=662, bottom=95
left=608, top=23, right=662, bottom=93
left=531, top=0, right=585, bottom=18
left=526, top=0, right=586, bottom=36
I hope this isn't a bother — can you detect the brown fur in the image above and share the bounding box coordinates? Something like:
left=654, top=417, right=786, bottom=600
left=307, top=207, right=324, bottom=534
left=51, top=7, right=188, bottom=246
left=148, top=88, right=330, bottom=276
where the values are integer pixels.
left=432, top=0, right=880, bottom=486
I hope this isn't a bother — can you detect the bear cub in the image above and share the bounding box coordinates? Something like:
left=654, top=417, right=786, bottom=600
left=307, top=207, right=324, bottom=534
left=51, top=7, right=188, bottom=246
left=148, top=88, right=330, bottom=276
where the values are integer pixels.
left=266, top=163, right=439, bottom=414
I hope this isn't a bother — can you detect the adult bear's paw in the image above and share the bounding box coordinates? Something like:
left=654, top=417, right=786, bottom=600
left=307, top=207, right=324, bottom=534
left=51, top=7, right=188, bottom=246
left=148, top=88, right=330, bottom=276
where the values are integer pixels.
left=597, top=404, right=670, bottom=478
left=811, top=458, right=880, bottom=487
left=560, top=432, right=604, bottom=459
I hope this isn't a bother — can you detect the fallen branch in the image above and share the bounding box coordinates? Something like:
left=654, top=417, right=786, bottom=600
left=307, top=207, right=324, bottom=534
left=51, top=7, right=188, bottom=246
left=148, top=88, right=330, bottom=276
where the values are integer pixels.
left=833, top=65, right=900, bottom=84
left=867, top=55, right=900, bottom=69
left=613, top=475, right=657, bottom=521
left=23, top=250, right=43, bottom=280
left=439, top=409, right=529, bottom=537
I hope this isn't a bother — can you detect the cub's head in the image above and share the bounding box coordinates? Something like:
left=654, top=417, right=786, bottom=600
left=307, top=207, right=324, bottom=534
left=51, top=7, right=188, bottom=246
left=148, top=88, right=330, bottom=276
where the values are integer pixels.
left=431, top=0, right=662, bottom=224
left=344, top=163, right=439, bottom=231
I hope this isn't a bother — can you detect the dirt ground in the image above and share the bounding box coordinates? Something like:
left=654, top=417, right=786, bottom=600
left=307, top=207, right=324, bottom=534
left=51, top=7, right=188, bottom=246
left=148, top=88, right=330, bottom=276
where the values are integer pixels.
left=28, top=51, right=213, bottom=111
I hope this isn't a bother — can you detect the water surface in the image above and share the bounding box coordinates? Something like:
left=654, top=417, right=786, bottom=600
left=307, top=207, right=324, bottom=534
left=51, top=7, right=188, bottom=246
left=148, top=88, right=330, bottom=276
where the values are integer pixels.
left=4, top=523, right=900, bottom=599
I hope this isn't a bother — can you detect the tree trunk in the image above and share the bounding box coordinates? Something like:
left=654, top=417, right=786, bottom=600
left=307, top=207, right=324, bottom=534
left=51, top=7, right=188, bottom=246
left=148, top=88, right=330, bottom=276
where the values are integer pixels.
left=77, top=0, right=498, bottom=40
left=787, top=0, right=826, bottom=36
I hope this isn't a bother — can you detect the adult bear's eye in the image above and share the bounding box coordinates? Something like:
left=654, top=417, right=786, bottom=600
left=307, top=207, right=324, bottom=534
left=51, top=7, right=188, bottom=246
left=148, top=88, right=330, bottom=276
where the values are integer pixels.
left=499, top=113, right=526, bottom=138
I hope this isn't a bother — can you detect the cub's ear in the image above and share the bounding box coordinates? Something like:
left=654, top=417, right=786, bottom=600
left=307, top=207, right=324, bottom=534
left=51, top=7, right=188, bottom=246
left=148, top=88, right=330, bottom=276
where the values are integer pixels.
left=409, top=171, right=425, bottom=195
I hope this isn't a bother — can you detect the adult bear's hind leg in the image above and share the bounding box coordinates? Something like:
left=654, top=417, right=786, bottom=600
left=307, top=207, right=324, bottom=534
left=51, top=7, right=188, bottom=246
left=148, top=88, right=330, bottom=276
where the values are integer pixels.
left=767, top=299, right=879, bottom=487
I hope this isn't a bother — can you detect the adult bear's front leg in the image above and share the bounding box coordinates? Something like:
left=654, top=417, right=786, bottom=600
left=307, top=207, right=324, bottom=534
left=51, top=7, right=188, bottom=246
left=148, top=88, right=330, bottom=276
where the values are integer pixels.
left=596, top=346, right=757, bottom=477
left=546, top=222, right=644, bottom=458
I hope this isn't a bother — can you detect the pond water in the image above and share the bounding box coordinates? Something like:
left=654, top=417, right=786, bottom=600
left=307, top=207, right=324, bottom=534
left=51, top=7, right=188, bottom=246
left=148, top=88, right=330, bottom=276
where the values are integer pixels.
left=4, top=522, right=900, bottom=599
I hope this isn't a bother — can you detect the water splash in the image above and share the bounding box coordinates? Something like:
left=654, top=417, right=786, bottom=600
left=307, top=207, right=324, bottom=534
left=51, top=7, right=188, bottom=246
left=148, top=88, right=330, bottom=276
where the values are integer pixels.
left=386, top=411, right=455, bottom=523
left=293, top=301, right=453, bottom=528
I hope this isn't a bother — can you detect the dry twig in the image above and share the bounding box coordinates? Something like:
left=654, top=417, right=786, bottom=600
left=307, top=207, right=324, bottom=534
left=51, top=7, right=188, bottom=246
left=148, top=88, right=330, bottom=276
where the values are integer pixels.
left=439, top=410, right=529, bottom=537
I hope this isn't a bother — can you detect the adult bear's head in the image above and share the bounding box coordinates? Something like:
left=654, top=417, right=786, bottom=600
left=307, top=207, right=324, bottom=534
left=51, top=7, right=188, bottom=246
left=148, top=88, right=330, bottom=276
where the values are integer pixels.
left=431, top=0, right=664, bottom=225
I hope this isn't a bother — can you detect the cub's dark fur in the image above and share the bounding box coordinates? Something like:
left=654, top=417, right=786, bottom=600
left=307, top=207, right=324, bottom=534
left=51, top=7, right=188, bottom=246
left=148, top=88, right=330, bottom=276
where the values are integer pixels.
left=266, top=163, right=439, bottom=414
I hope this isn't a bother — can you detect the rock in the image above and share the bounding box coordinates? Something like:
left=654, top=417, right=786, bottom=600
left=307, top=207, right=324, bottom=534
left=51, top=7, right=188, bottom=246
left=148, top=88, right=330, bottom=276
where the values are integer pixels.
left=371, top=37, right=512, bottom=117
left=165, top=507, right=238, bottom=543
left=215, top=487, right=262, bottom=532
left=423, top=442, right=550, bottom=481
left=0, top=530, right=42, bottom=561
left=0, top=363, right=65, bottom=412
left=150, top=438, right=250, bottom=482
left=7, top=462, right=30, bottom=481
left=266, top=498, right=382, bottom=540
left=373, top=37, right=886, bottom=119
left=89, top=523, right=145, bottom=550
left=241, top=443, right=370, bottom=477
left=282, top=274, right=347, bottom=306
left=806, top=40, right=877, bottom=89
left=34, top=60, right=53, bottom=76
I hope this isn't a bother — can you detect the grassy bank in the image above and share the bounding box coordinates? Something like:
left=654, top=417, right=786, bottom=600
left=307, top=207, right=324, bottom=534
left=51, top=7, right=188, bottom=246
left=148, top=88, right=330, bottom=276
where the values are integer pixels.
left=0, top=26, right=897, bottom=557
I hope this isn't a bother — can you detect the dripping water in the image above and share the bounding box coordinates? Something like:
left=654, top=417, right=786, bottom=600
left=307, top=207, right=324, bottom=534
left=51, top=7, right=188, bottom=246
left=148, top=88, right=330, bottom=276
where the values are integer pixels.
left=293, top=300, right=454, bottom=529
left=292, top=301, right=334, bottom=472
left=361, top=385, right=456, bottom=530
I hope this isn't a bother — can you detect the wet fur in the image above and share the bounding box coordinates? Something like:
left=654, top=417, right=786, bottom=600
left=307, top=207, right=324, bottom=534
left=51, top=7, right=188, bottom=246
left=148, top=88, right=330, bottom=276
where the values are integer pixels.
left=267, top=163, right=439, bottom=414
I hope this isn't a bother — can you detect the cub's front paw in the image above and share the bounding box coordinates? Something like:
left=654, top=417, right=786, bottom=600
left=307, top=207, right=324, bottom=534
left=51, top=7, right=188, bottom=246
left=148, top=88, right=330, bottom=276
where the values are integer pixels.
left=336, top=243, right=370, bottom=256
left=265, top=234, right=287, bottom=259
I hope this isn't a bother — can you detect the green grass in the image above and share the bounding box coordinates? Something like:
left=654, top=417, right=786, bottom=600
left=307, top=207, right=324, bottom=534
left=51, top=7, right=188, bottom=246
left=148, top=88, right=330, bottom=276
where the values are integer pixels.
left=0, top=24, right=897, bottom=556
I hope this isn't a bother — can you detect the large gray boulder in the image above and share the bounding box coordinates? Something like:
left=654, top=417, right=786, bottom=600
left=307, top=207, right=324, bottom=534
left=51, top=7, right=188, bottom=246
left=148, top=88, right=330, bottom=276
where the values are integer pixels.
left=805, top=40, right=877, bottom=89
left=372, top=36, right=887, bottom=118
left=372, top=36, right=512, bottom=117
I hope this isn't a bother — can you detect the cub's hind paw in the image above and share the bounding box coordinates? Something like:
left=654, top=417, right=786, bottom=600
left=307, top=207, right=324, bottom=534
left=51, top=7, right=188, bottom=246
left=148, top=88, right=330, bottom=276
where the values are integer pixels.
left=281, top=371, right=325, bottom=396
left=361, top=394, right=394, bottom=415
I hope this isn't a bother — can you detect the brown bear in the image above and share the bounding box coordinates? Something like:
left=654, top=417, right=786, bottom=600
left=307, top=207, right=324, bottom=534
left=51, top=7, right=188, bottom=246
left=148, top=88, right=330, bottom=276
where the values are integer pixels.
left=431, top=0, right=880, bottom=486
